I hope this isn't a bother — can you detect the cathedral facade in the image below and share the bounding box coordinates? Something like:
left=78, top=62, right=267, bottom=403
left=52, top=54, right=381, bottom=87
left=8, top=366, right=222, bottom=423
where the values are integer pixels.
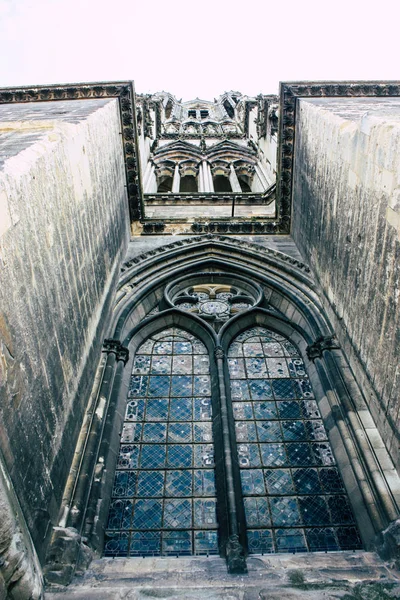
left=0, top=81, right=399, bottom=599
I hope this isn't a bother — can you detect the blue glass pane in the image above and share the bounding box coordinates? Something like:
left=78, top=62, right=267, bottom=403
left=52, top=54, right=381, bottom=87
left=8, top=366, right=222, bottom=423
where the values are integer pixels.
left=270, top=497, right=300, bottom=527
left=194, top=498, right=217, bottom=527
left=247, top=529, right=273, bottom=553
left=171, top=376, right=192, bottom=396
left=240, top=469, right=265, bottom=495
left=275, top=528, right=307, bottom=552
left=149, top=376, right=170, bottom=397
left=231, top=380, right=250, bottom=400
left=193, top=397, right=212, bottom=420
left=293, top=468, right=322, bottom=495
left=164, top=499, right=192, bottom=528
left=264, top=469, right=294, bottom=495
left=194, top=531, right=218, bottom=554
left=104, top=531, right=129, bottom=556
left=142, top=423, right=167, bottom=442
left=233, top=402, right=254, bottom=420
left=168, top=422, right=192, bottom=443
left=194, top=470, right=215, bottom=496
left=126, top=400, right=145, bottom=421
left=272, top=379, right=296, bottom=399
left=194, top=376, right=211, bottom=396
left=132, top=499, right=163, bottom=529
left=243, top=497, right=270, bottom=527
left=162, top=530, right=192, bottom=555
left=118, top=445, right=139, bottom=469
left=129, top=376, right=148, bottom=397
left=140, top=445, right=166, bottom=469
left=112, top=471, right=137, bottom=497
left=167, top=445, right=193, bottom=468
left=137, top=471, right=165, bottom=497
left=151, top=356, right=172, bottom=374
left=145, top=399, right=169, bottom=421
left=249, top=380, right=273, bottom=400
left=130, top=531, right=161, bottom=556
left=253, top=401, right=277, bottom=420
left=165, top=470, right=192, bottom=497
left=166, top=399, right=191, bottom=422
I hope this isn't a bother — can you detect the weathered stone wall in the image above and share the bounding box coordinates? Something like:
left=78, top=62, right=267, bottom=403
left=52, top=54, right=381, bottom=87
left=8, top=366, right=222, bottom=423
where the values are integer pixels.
left=0, top=98, right=130, bottom=563
left=292, top=98, right=400, bottom=469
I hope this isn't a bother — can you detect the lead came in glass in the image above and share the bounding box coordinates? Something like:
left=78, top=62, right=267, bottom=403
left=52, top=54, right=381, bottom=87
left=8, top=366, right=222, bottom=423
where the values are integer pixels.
left=105, top=328, right=218, bottom=557
left=228, top=327, right=362, bottom=554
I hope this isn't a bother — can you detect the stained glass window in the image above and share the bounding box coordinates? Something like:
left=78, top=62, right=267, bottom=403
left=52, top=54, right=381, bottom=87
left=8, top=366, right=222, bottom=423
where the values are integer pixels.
left=104, top=328, right=218, bottom=557
left=228, top=327, right=362, bottom=554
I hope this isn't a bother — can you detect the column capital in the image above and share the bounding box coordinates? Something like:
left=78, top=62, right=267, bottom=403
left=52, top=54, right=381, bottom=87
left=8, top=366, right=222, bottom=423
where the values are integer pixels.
left=102, top=339, right=130, bottom=365
left=214, top=345, right=225, bottom=360
left=306, top=335, right=339, bottom=361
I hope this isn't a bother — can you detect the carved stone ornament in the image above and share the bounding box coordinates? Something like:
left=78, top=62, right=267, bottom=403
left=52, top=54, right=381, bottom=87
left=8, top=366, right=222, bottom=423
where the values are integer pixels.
left=277, top=81, right=400, bottom=233
left=121, top=234, right=311, bottom=275
left=306, top=335, right=339, bottom=360
left=0, top=82, right=142, bottom=222
left=214, top=346, right=225, bottom=360
left=44, top=526, right=93, bottom=586
left=225, top=534, right=247, bottom=574
left=102, top=339, right=130, bottom=364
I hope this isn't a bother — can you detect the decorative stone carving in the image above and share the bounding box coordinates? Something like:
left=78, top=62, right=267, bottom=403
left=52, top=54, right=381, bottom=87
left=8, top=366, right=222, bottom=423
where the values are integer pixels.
left=214, top=346, right=225, bottom=360
left=44, top=527, right=92, bottom=586
left=306, top=335, right=339, bottom=360
left=142, top=221, right=166, bottom=234
left=376, top=519, right=400, bottom=567
left=225, top=534, right=247, bottom=574
left=102, top=339, right=129, bottom=364
left=121, top=234, right=311, bottom=274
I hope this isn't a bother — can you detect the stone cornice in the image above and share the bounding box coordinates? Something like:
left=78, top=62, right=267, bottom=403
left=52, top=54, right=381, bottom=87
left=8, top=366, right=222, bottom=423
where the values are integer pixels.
left=277, top=80, right=400, bottom=233
left=0, top=81, right=143, bottom=221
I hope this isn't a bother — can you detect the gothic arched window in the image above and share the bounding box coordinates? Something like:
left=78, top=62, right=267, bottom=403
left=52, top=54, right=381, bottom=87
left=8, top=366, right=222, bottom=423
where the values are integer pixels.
left=104, top=328, right=218, bottom=557
left=103, top=285, right=362, bottom=560
left=228, top=327, right=361, bottom=554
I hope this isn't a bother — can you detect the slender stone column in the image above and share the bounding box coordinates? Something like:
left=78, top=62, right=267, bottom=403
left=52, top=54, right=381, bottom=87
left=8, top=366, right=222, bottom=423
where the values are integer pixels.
left=198, top=162, right=206, bottom=192
left=252, top=164, right=268, bottom=192
left=214, top=346, right=247, bottom=574
left=203, top=160, right=214, bottom=192
left=229, top=164, right=242, bottom=192
left=255, top=162, right=271, bottom=187
left=172, top=164, right=180, bottom=193
left=142, top=161, right=153, bottom=190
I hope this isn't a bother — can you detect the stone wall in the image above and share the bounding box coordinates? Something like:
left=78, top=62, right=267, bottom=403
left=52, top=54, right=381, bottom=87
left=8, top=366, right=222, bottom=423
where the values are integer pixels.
left=0, top=98, right=130, bottom=563
left=292, top=97, right=400, bottom=469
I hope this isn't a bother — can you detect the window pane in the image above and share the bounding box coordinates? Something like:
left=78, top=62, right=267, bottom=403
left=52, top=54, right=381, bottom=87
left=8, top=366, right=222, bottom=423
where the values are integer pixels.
left=228, top=326, right=362, bottom=554
left=105, top=328, right=218, bottom=557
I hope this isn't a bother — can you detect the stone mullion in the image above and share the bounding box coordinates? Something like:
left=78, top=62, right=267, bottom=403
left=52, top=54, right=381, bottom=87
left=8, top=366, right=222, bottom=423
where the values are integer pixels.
left=172, top=163, right=180, bottom=193
left=214, top=346, right=247, bottom=573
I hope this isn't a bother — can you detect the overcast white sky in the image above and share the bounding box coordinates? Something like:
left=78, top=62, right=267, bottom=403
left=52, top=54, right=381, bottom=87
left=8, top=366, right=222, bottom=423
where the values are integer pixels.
left=0, top=0, right=398, bottom=101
